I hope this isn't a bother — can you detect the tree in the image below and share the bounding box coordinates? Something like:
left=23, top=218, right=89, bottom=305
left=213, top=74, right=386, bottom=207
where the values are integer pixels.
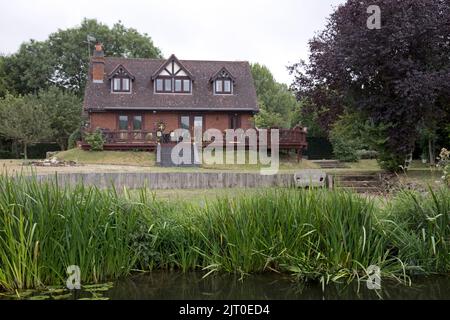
left=289, top=0, right=450, bottom=171
left=251, top=63, right=299, bottom=128
left=2, top=18, right=162, bottom=96
left=2, top=40, right=55, bottom=95
left=38, top=87, right=82, bottom=150
left=0, top=94, right=53, bottom=159
left=0, top=56, right=9, bottom=98
left=291, top=97, right=332, bottom=137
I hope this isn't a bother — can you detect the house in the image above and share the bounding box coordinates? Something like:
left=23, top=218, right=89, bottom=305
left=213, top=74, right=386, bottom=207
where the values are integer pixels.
left=82, top=44, right=306, bottom=159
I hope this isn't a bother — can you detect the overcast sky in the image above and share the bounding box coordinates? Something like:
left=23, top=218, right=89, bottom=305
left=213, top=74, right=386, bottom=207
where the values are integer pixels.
left=0, top=0, right=345, bottom=85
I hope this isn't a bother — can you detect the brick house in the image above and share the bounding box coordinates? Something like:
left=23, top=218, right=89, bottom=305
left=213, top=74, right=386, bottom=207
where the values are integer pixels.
left=82, top=44, right=262, bottom=150
left=82, top=44, right=306, bottom=158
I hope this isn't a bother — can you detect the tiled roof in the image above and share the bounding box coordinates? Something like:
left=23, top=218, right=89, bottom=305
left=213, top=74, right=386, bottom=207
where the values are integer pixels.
left=83, top=56, right=259, bottom=112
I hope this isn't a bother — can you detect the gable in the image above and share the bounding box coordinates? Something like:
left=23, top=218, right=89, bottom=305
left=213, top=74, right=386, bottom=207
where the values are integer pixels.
left=151, top=54, right=194, bottom=80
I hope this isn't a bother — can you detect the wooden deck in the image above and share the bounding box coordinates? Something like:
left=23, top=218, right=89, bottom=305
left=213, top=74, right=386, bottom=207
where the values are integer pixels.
left=81, top=127, right=308, bottom=159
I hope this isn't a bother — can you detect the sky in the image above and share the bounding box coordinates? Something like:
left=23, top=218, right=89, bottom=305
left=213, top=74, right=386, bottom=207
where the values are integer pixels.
left=0, top=0, right=345, bottom=85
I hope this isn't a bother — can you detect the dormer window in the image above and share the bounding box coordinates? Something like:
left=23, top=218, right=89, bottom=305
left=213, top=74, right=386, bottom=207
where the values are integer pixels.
left=210, top=67, right=235, bottom=95
left=113, top=77, right=130, bottom=92
left=215, top=79, right=232, bottom=94
left=108, top=64, right=135, bottom=94
left=152, top=54, right=194, bottom=94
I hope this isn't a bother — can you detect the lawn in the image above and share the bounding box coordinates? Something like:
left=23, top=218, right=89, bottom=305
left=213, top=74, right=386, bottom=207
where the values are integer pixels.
left=0, top=149, right=443, bottom=188
left=56, top=148, right=156, bottom=166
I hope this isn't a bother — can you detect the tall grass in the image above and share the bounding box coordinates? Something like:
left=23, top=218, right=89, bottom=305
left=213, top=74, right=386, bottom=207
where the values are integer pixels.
left=0, top=173, right=449, bottom=291
left=0, top=174, right=142, bottom=291
left=382, top=188, right=450, bottom=273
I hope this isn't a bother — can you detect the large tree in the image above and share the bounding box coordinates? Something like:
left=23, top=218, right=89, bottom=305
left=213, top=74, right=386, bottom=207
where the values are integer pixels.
left=0, top=56, right=9, bottom=98
left=38, top=87, right=82, bottom=150
left=0, top=94, right=53, bottom=159
left=290, top=0, right=450, bottom=171
left=251, top=63, right=299, bottom=128
left=2, top=18, right=162, bottom=96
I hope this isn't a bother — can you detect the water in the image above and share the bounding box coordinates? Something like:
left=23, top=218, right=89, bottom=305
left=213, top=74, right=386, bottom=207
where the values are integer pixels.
left=2, top=272, right=449, bottom=300
left=103, top=272, right=450, bottom=300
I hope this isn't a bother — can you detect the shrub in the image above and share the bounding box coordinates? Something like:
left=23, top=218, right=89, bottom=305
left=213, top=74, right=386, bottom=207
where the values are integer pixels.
left=377, top=151, right=408, bottom=172
left=67, top=128, right=81, bottom=149
left=356, top=149, right=379, bottom=159
left=329, top=112, right=366, bottom=162
left=329, top=137, right=359, bottom=162
left=0, top=150, right=14, bottom=159
left=84, top=129, right=105, bottom=151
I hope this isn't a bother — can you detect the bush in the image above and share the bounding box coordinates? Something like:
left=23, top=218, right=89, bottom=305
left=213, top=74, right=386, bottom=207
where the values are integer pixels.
left=329, top=112, right=366, bottom=162
left=330, top=138, right=359, bottom=162
left=68, top=128, right=81, bottom=149
left=377, top=151, right=406, bottom=172
left=0, top=150, right=14, bottom=159
left=84, top=129, right=105, bottom=151
left=356, top=149, right=379, bottom=159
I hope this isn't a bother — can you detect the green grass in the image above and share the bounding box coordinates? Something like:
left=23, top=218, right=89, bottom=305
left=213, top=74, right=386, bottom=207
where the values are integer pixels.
left=55, top=148, right=320, bottom=171
left=55, top=149, right=155, bottom=166
left=0, top=173, right=449, bottom=292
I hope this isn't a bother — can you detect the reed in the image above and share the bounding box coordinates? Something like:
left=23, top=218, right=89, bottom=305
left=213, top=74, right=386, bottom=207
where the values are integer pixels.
left=382, top=187, right=450, bottom=273
left=0, top=173, right=449, bottom=291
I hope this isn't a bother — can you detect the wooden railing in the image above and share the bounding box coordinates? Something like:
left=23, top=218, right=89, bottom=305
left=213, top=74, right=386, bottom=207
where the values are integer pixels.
left=83, top=127, right=307, bottom=148
left=84, top=129, right=158, bottom=144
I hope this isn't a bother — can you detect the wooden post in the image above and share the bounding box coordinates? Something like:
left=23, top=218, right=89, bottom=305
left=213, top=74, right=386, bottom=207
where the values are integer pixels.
left=327, top=174, right=334, bottom=189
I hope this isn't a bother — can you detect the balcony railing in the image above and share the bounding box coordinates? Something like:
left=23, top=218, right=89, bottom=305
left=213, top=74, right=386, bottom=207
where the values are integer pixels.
left=83, top=127, right=307, bottom=148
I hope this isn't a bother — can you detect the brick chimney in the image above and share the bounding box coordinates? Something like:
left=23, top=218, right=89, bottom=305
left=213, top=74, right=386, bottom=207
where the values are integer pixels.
left=92, top=43, right=105, bottom=83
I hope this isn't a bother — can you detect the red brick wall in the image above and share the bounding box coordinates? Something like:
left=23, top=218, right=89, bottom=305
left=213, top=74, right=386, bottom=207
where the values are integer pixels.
left=240, top=113, right=255, bottom=130
left=148, top=112, right=180, bottom=132
left=90, top=112, right=116, bottom=130
left=205, top=113, right=229, bottom=131
left=89, top=111, right=255, bottom=131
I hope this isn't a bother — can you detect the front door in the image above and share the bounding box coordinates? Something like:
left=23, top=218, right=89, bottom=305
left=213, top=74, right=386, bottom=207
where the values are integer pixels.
left=193, top=115, right=203, bottom=144
left=179, top=115, right=203, bottom=142
left=118, top=114, right=143, bottom=142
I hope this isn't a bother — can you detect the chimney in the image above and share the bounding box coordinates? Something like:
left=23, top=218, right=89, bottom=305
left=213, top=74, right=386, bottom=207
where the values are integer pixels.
left=92, top=43, right=105, bottom=83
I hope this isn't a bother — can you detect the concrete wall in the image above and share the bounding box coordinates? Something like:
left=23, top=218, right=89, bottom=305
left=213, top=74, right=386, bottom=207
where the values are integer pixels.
left=34, top=172, right=295, bottom=190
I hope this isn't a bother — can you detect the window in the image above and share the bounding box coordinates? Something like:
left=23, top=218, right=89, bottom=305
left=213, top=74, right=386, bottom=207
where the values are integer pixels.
left=156, top=79, right=163, bottom=91
left=155, top=77, right=191, bottom=93
left=119, top=115, right=128, bottom=130
left=224, top=80, right=231, bottom=93
left=164, top=79, right=172, bottom=91
left=183, top=79, right=190, bottom=92
left=215, top=80, right=222, bottom=93
left=155, top=77, right=172, bottom=92
left=113, top=78, right=121, bottom=91
left=112, top=77, right=131, bottom=93
left=180, top=116, right=190, bottom=130
left=133, top=116, right=142, bottom=130
left=175, top=79, right=182, bottom=92
left=230, top=114, right=240, bottom=129
left=122, top=78, right=130, bottom=91
left=215, top=79, right=232, bottom=94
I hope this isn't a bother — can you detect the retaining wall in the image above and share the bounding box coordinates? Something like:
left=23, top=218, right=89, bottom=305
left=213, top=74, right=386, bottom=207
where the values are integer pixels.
left=33, top=172, right=296, bottom=190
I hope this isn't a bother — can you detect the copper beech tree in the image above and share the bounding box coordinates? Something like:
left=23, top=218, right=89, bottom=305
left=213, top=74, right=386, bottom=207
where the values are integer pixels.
left=290, top=0, right=450, bottom=171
